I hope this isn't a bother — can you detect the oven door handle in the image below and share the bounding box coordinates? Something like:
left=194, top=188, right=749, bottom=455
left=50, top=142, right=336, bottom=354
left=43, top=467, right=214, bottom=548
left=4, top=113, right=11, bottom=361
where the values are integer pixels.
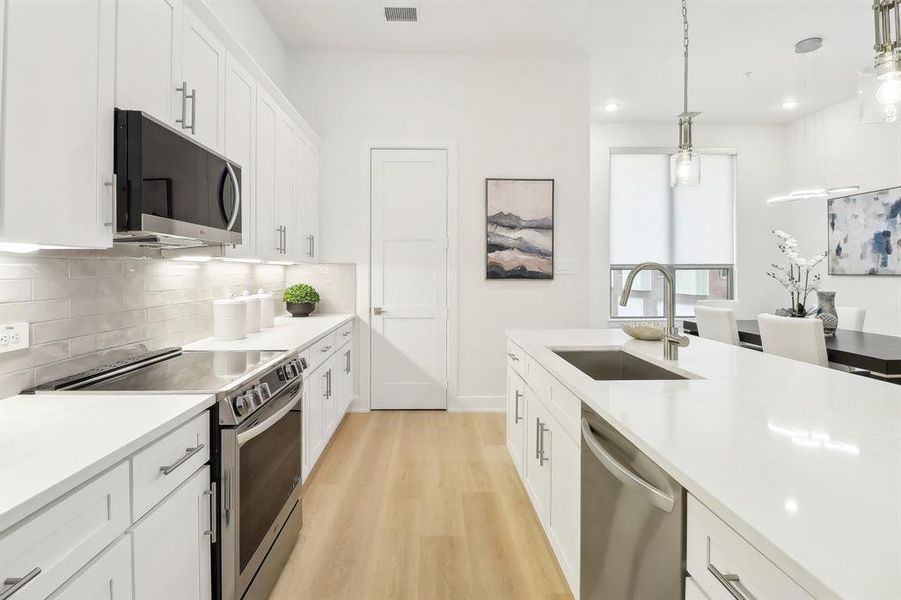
left=237, top=390, right=301, bottom=446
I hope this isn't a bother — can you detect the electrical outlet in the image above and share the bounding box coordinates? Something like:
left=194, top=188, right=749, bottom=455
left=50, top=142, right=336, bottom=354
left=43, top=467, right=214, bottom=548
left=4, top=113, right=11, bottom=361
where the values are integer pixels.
left=0, top=322, right=29, bottom=353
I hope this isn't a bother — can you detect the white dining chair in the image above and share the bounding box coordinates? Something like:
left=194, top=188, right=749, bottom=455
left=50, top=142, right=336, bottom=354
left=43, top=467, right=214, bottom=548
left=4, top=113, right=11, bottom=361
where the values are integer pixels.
left=697, top=299, right=746, bottom=319
left=836, top=306, right=866, bottom=332
left=695, top=306, right=739, bottom=346
left=757, top=313, right=829, bottom=368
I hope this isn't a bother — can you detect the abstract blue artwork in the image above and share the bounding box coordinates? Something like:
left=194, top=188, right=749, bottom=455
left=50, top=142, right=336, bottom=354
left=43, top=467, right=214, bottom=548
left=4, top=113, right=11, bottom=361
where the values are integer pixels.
left=828, top=186, right=901, bottom=275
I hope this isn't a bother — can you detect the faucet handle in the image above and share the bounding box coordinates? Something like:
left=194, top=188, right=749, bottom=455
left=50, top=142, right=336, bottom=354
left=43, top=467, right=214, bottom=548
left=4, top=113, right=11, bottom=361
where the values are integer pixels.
left=665, top=333, right=691, bottom=348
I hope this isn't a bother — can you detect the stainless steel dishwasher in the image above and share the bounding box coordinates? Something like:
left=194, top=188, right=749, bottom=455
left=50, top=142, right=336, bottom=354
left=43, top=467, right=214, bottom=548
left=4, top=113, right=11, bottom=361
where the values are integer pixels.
left=580, top=403, right=684, bottom=600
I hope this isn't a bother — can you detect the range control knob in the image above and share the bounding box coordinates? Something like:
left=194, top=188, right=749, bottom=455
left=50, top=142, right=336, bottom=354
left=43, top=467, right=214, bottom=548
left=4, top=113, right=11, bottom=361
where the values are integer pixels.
left=285, top=362, right=298, bottom=379
left=293, top=359, right=304, bottom=373
left=299, top=357, right=308, bottom=371
left=250, top=387, right=265, bottom=407
left=233, top=394, right=250, bottom=416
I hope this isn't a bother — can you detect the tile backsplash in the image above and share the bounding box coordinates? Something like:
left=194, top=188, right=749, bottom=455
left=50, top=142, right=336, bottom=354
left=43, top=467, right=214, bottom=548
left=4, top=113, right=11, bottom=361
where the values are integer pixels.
left=0, top=252, right=285, bottom=398
left=286, top=263, right=356, bottom=314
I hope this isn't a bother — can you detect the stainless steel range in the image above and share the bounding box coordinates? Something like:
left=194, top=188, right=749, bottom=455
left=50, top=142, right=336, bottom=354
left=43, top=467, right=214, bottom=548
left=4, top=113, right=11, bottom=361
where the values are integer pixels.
left=29, top=346, right=308, bottom=600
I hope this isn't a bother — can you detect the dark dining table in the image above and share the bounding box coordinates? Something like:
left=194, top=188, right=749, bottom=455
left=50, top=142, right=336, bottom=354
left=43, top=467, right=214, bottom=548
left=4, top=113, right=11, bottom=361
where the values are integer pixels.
left=682, top=319, right=901, bottom=383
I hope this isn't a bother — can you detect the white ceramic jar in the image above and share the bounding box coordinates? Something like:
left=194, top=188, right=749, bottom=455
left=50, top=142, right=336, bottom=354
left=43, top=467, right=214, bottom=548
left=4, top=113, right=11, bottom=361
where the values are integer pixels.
left=252, top=288, right=275, bottom=328
left=213, top=297, right=246, bottom=340
left=238, top=290, right=261, bottom=334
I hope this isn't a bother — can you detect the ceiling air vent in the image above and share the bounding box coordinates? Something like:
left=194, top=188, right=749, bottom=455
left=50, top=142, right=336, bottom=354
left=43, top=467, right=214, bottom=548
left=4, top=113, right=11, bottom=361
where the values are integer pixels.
left=384, top=6, right=417, bottom=22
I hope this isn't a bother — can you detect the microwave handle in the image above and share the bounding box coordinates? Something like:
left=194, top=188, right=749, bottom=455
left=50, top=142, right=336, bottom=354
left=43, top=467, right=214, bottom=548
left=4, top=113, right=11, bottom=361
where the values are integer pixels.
left=225, top=162, right=241, bottom=231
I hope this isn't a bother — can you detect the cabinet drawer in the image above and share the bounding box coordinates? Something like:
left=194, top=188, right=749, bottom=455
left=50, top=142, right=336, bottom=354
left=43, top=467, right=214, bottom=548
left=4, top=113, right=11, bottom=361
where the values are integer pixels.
left=524, top=355, right=553, bottom=402
left=308, top=332, right=337, bottom=371
left=49, top=535, right=132, bottom=600
left=506, top=340, right=526, bottom=376
left=337, top=320, right=354, bottom=342
left=131, top=412, right=210, bottom=520
left=0, top=462, right=130, bottom=600
left=687, top=495, right=813, bottom=600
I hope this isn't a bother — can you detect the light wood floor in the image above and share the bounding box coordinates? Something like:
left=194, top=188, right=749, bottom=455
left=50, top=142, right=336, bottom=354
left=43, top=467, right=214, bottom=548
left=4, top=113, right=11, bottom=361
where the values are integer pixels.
left=270, top=411, right=572, bottom=600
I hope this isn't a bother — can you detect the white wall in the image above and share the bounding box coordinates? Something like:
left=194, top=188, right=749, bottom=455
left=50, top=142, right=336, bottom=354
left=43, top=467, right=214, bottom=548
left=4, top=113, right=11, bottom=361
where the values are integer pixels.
left=286, top=51, right=591, bottom=410
left=773, top=98, right=901, bottom=334
left=202, top=0, right=289, bottom=89
left=589, top=122, right=789, bottom=325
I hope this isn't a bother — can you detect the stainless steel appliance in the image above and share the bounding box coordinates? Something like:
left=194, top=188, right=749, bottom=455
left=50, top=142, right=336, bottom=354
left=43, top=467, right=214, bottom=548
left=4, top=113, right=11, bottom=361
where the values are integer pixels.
left=113, top=109, right=242, bottom=247
left=28, top=347, right=307, bottom=600
left=580, top=403, right=684, bottom=600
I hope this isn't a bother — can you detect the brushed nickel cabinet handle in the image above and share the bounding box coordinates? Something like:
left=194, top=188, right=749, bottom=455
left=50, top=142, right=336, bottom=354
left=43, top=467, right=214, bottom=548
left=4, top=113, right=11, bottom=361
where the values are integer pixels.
left=175, top=82, right=188, bottom=129
left=202, top=482, right=217, bottom=543
left=1, top=568, right=41, bottom=600
left=159, top=443, right=204, bottom=475
left=187, top=87, right=196, bottom=135
left=535, top=418, right=541, bottom=460
left=514, top=390, right=522, bottom=423
left=707, top=564, right=749, bottom=600
left=539, top=422, right=549, bottom=466
left=507, top=352, right=520, bottom=362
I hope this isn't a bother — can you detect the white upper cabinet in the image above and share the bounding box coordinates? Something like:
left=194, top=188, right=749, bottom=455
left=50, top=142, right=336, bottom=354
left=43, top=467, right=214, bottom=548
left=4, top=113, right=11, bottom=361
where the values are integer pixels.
left=0, top=0, right=116, bottom=249
left=255, top=89, right=279, bottom=260
left=115, top=0, right=181, bottom=123
left=274, top=110, right=298, bottom=259
left=180, top=6, right=226, bottom=152
left=296, top=133, right=320, bottom=263
left=223, top=53, right=257, bottom=258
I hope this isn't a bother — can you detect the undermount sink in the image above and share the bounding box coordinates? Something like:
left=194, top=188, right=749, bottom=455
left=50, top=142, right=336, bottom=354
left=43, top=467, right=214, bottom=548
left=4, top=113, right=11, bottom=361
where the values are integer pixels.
left=552, top=350, right=687, bottom=381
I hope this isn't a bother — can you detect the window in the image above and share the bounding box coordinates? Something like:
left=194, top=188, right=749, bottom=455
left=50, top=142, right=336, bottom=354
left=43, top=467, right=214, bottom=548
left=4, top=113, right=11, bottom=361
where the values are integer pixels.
left=609, top=150, right=735, bottom=319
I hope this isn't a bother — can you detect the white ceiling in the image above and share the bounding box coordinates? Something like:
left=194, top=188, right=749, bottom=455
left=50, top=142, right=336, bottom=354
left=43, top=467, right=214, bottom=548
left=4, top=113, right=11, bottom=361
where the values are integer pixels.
left=255, top=0, right=874, bottom=124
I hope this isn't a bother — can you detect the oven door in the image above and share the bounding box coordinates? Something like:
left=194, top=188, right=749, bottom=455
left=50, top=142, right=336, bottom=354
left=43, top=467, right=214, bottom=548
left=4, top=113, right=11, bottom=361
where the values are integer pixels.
left=220, top=382, right=302, bottom=600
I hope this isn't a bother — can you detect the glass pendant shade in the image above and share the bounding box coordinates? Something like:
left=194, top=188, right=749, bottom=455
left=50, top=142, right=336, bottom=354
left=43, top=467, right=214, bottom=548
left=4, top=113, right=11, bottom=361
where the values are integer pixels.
left=670, top=150, right=700, bottom=187
left=860, top=66, right=901, bottom=124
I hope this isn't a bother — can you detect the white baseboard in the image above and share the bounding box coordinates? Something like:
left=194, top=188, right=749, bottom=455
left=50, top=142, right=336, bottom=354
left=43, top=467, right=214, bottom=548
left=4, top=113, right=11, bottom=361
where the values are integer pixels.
left=448, top=395, right=505, bottom=412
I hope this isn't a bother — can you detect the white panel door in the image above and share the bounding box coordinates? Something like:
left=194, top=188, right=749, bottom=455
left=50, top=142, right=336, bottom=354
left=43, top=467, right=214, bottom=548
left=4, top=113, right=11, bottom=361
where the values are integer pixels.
left=370, top=149, right=448, bottom=410
left=223, top=53, right=256, bottom=258
left=131, top=466, right=212, bottom=600
left=115, top=0, right=181, bottom=123
left=181, top=5, right=225, bottom=151
left=0, top=0, right=115, bottom=248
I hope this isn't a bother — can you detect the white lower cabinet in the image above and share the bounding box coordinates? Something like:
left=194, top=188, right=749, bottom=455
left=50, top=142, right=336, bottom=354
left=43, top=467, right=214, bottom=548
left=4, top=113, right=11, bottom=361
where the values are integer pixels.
left=685, top=576, right=710, bottom=600
left=50, top=536, right=133, bottom=600
left=303, top=362, right=324, bottom=481
left=507, top=356, right=581, bottom=598
left=131, top=465, right=213, bottom=600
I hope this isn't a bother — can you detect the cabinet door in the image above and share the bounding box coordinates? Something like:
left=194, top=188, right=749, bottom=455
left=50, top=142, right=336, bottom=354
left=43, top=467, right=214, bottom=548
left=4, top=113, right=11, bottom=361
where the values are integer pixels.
left=303, top=365, right=323, bottom=480
left=274, top=111, right=297, bottom=258
left=50, top=536, right=132, bottom=600
left=181, top=6, right=225, bottom=151
left=0, top=0, right=115, bottom=248
left=549, top=427, right=580, bottom=595
left=115, top=0, right=181, bottom=124
left=506, top=369, right=526, bottom=477
left=131, top=466, right=212, bottom=600
left=223, top=53, right=256, bottom=258
left=524, top=388, right=551, bottom=525
left=295, top=133, right=320, bottom=263
left=255, top=90, right=278, bottom=260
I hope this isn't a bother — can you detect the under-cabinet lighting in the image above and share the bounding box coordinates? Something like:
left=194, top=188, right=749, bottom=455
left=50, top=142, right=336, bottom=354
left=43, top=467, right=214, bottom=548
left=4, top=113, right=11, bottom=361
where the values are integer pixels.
left=266, top=260, right=296, bottom=265
left=0, top=243, right=41, bottom=254
left=173, top=255, right=213, bottom=262
left=219, top=258, right=262, bottom=264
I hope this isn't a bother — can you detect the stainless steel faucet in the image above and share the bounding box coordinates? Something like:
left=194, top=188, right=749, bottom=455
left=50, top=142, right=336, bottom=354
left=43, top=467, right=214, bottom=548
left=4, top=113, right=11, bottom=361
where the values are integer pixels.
left=619, top=262, right=690, bottom=360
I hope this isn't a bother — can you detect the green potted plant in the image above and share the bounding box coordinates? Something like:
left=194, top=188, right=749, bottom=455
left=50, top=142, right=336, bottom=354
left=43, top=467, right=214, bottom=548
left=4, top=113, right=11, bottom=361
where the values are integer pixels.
left=283, top=283, right=320, bottom=317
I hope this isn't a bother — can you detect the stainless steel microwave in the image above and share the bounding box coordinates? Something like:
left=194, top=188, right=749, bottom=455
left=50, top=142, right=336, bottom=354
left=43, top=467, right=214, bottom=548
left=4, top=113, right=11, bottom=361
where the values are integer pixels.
left=113, top=110, right=241, bottom=248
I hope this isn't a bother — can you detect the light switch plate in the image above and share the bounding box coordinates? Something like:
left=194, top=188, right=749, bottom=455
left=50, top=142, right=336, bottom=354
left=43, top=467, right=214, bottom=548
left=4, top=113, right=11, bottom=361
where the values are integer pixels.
left=554, top=261, right=577, bottom=275
left=0, top=322, right=30, bottom=353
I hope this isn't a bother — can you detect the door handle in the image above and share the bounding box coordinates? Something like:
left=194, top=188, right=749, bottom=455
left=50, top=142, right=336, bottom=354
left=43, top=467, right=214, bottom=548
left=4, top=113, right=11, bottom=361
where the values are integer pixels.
left=514, top=390, right=522, bottom=423
left=580, top=418, right=675, bottom=512
left=373, top=307, right=387, bottom=315
left=202, top=482, right=217, bottom=543
left=225, top=163, right=241, bottom=231
left=103, top=174, right=117, bottom=227
left=1, top=568, right=41, bottom=600
left=176, top=82, right=188, bottom=129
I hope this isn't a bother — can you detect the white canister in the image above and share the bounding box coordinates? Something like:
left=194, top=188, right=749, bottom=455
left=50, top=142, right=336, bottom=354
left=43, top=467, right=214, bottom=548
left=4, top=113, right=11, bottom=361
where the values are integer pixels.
left=238, top=290, right=261, bottom=334
left=252, top=288, right=275, bottom=328
left=213, top=297, right=246, bottom=341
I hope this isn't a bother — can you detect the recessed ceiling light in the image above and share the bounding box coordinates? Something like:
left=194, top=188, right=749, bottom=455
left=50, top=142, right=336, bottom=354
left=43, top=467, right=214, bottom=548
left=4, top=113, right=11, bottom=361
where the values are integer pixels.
left=781, top=99, right=799, bottom=110
left=603, top=101, right=620, bottom=112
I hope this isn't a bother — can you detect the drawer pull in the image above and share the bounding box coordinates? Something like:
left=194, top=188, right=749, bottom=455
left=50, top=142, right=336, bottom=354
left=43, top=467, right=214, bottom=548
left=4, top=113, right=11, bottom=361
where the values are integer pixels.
left=507, top=352, right=520, bottom=361
left=203, top=482, right=218, bottom=543
left=159, top=443, right=205, bottom=476
left=1, top=568, right=41, bottom=600
left=708, top=563, right=750, bottom=600
left=321, top=345, right=332, bottom=353
left=342, top=330, right=351, bottom=337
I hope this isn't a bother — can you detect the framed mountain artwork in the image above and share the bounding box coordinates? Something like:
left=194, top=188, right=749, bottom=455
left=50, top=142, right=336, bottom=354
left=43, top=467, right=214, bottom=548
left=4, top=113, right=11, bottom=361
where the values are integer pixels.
left=828, top=186, right=901, bottom=275
left=486, top=179, right=554, bottom=279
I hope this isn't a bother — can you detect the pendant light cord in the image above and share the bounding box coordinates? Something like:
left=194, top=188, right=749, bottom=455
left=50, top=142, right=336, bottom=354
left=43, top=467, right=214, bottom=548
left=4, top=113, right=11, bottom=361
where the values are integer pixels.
left=682, top=0, right=690, bottom=114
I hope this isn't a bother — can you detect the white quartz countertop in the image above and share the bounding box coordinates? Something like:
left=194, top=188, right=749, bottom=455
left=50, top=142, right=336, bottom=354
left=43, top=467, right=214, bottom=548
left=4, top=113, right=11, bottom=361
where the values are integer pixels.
left=184, top=313, right=354, bottom=352
left=507, top=328, right=901, bottom=600
left=0, top=393, right=214, bottom=531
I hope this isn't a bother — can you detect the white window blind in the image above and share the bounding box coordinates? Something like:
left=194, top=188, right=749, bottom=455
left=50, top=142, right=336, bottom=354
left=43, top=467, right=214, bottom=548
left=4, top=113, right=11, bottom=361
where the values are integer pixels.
left=610, top=153, right=735, bottom=265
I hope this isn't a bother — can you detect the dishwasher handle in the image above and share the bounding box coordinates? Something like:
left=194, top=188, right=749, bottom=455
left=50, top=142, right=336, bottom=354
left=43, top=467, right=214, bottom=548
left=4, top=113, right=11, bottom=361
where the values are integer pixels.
left=581, top=417, right=675, bottom=513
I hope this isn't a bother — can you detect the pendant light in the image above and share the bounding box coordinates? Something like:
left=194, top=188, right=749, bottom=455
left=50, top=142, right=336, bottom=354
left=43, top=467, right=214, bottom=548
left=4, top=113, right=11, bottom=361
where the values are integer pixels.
left=859, top=0, right=901, bottom=124
left=670, top=0, right=701, bottom=187
left=767, top=38, right=859, bottom=204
